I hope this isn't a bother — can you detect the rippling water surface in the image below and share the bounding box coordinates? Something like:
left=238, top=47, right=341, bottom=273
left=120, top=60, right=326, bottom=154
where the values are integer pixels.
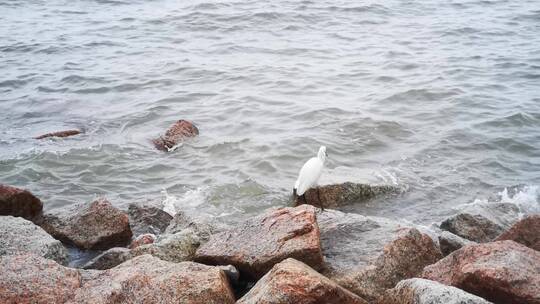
left=1, top=0, right=539, bottom=223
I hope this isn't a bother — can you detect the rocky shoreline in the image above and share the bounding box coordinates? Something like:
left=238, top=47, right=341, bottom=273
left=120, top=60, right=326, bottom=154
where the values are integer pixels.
left=1, top=181, right=538, bottom=304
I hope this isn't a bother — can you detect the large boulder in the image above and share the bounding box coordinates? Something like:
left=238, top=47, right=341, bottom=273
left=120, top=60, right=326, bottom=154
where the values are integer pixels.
left=195, top=205, right=324, bottom=280
left=0, top=254, right=82, bottom=304
left=495, top=214, right=540, bottom=251
left=0, top=216, right=68, bottom=265
left=73, top=254, right=235, bottom=304
left=34, top=129, right=81, bottom=139
left=422, top=240, right=540, bottom=304
left=237, top=258, right=368, bottom=304
left=0, top=184, right=43, bottom=220
left=294, top=182, right=399, bottom=209
left=440, top=213, right=504, bottom=243
left=152, top=119, right=199, bottom=151
left=377, top=278, right=493, bottom=304
left=37, top=198, right=132, bottom=250
left=127, top=203, right=172, bottom=237
left=318, top=210, right=443, bottom=302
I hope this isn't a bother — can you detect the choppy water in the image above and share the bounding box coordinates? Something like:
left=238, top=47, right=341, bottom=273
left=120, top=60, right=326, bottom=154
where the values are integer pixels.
left=1, top=0, right=539, bottom=224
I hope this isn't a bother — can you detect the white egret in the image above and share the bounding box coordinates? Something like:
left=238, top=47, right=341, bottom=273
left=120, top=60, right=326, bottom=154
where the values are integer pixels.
left=294, top=146, right=328, bottom=210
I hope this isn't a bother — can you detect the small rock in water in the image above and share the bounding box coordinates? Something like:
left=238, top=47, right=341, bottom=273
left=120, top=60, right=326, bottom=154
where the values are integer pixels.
left=34, top=129, right=81, bottom=139
left=128, top=203, right=173, bottom=237
left=294, top=182, right=400, bottom=208
left=195, top=205, right=324, bottom=280
left=152, top=119, right=199, bottom=151
left=0, top=216, right=68, bottom=265
left=422, top=240, right=540, bottom=304
left=495, top=214, right=540, bottom=251
left=378, top=278, right=493, bottom=304
left=0, top=184, right=43, bottom=220
left=317, top=209, right=443, bottom=302
left=237, top=258, right=368, bottom=304
left=440, top=213, right=504, bottom=243
left=37, top=198, right=132, bottom=250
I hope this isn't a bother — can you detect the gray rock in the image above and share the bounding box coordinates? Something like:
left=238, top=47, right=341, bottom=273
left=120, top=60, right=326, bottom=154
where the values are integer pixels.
left=378, top=278, right=493, bottom=304
left=438, top=231, right=475, bottom=256
left=440, top=213, right=504, bottom=243
left=460, top=202, right=521, bottom=229
left=131, top=229, right=200, bottom=263
left=318, top=209, right=442, bottom=302
left=128, top=203, right=172, bottom=237
left=82, top=247, right=131, bottom=270
left=37, top=198, right=132, bottom=250
left=165, top=211, right=226, bottom=242
left=0, top=216, right=68, bottom=265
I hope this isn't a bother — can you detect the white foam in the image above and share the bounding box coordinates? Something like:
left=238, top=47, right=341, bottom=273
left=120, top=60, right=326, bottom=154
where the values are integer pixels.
left=468, top=185, right=539, bottom=216
left=161, top=187, right=207, bottom=216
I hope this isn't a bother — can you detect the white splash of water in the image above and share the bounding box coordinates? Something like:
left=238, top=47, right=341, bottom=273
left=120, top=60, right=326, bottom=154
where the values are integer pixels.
left=161, top=187, right=207, bottom=216
left=468, top=185, right=539, bottom=217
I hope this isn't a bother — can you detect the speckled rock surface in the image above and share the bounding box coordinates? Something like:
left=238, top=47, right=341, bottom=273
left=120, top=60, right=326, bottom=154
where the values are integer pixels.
left=127, top=203, right=172, bottom=237
left=238, top=258, right=368, bottom=304
left=495, top=214, right=540, bottom=251
left=128, top=233, right=156, bottom=249
left=195, top=205, right=324, bottom=280
left=294, top=182, right=399, bottom=208
left=440, top=213, right=504, bottom=243
left=131, top=230, right=200, bottom=263
left=152, top=119, right=199, bottom=151
left=0, top=254, right=82, bottom=304
left=318, top=210, right=443, bottom=302
left=72, top=254, right=235, bottom=304
left=438, top=230, right=475, bottom=256
left=0, top=216, right=68, bottom=265
left=37, top=198, right=132, bottom=250
left=0, top=184, right=43, bottom=220
left=377, top=278, right=493, bottom=304
left=165, top=211, right=225, bottom=242
left=423, top=241, right=540, bottom=304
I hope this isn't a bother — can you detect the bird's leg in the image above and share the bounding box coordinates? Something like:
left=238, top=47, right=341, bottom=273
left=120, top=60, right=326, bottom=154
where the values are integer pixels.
left=301, top=194, right=307, bottom=205
left=317, top=188, right=324, bottom=212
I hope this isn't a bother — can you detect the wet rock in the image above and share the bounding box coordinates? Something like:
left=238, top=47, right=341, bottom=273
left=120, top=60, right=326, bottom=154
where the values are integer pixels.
left=294, top=182, right=399, bottom=208
left=440, top=213, right=504, bottom=243
left=72, top=254, right=235, bottom=304
left=460, top=202, right=521, bottom=229
left=378, top=278, right=492, bottom=304
left=82, top=247, right=131, bottom=270
left=152, top=119, right=199, bottom=151
left=131, top=229, right=200, bottom=263
left=34, top=129, right=81, bottom=139
left=495, top=214, right=540, bottom=251
left=0, top=216, right=68, bottom=265
left=165, top=211, right=225, bottom=242
left=0, top=254, right=82, bottom=304
left=422, top=240, right=540, bottom=304
left=195, top=205, right=324, bottom=280
left=438, top=231, right=474, bottom=256
left=238, top=258, right=368, bottom=304
left=0, top=184, right=43, bottom=220
left=37, top=198, right=132, bottom=250
left=128, top=233, right=156, bottom=249
left=318, top=209, right=443, bottom=302
left=127, top=203, right=172, bottom=236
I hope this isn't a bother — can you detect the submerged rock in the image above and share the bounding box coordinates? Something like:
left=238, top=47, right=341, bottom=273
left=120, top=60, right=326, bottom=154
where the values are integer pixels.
left=73, top=254, right=235, bottom=304
left=438, top=231, right=474, bottom=256
left=152, top=119, right=199, bottom=151
left=127, top=203, right=172, bottom=237
left=34, top=129, right=81, bottom=139
left=495, top=214, right=540, bottom=251
left=422, top=240, right=540, bottom=304
left=440, top=213, right=504, bottom=243
left=37, top=198, right=132, bottom=250
left=0, top=184, right=43, bottom=220
left=0, top=216, right=68, bottom=265
left=0, top=254, right=82, bottom=304
left=318, top=209, right=442, bottom=302
left=378, top=278, right=493, bottom=304
left=82, top=247, right=131, bottom=270
left=195, top=205, right=324, bottom=280
left=237, top=258, right=368, bottom=304
left=294, top=182, right=400, bottom=208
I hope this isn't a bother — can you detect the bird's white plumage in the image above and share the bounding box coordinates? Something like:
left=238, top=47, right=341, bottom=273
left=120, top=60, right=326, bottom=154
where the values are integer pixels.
left=294, top=146, right=327, bottom=196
